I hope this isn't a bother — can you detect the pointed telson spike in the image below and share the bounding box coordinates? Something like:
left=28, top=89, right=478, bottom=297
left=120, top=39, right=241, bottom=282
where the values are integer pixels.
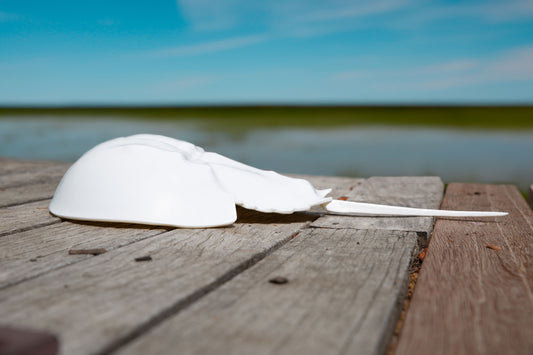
left=324, top=200, right=508, bottom=217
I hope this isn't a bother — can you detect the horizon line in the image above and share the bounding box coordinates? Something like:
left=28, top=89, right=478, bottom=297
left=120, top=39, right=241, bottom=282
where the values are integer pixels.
left=1, top=102, right=533, bottom=109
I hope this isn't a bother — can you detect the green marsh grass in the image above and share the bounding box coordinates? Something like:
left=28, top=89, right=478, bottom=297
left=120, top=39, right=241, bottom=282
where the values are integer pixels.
left=1, top=106, right=532, bottom=133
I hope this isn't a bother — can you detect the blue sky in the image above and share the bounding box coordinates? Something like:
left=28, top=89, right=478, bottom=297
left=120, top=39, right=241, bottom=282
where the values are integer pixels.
left=1, top=0, right=533, bottom=105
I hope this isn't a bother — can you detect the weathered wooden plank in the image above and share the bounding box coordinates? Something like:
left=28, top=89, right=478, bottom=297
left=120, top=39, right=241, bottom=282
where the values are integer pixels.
left=118, top=227, right=418, bottom=355
left=0, top=221, right=167, bottom=289
left=395, top=183, right=533, bottom=355
left=350, top=176, right=444, bottom=202
left=0, top=181, right=60, bottom=207
left=0, top=208, right=322, bottom=354
left=0, top=158, right=64, bottom=175
left=0, top=171, right=436, bottom=355
left=0, top=163, right=68, bottom=188
left=0, top=200, right=60, bottom=237
left=116, top=177, right=444, bottom=355
left=0, top=159, right=67, bottom=207
left=0, top=173, right=355, bottom=287
left=311, top=176, right=443, bottom=234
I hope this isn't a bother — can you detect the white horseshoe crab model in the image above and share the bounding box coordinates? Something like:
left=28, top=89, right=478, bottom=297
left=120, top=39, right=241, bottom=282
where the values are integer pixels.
left=49, top=134, right=507, bottom=228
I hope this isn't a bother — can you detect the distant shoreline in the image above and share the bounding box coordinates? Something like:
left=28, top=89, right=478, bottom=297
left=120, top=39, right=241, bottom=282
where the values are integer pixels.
left=1, top=105, right=532, bottom=130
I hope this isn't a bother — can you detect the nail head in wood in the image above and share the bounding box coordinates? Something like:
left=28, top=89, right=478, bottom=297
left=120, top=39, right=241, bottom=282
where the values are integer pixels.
left=68, top=248, right=107, bottom=256
left=268, top=276, right=289, bottom=285
left=134, top=255, right=153, bottom=262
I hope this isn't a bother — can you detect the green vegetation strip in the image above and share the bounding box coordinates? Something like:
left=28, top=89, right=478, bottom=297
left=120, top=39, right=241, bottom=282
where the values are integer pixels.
left=1, top=106, right=532, bottom=131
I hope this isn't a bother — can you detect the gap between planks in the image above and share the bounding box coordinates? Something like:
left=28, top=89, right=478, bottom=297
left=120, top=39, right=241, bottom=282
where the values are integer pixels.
left=0, top=200, right=61, bottom=237
left=0, top=217, right=318, bottom=354
left=115, top=228, right=424, bottom=355
left=96, top=228, right=301, bottom=355
left=112, top=178, right=442, bottom=355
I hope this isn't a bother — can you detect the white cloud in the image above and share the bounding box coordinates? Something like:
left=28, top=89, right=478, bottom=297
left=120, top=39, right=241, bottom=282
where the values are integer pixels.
left=331, top=59, right=479, bottom=83
left=391, top=0, right=533, bottom=29
left=174, top=0, right=532, bottom=51
left=177, top=0, right=412, bottom=34
left=177, top=0, right=247, bottom=31
left=479, top=0, right=533, bottom=22
left=415, top=46, right=533, bottom=90
left=151, top=34, right=268, bottom=58
left=176, top=0, right=530, bottom=38
left=412, top=60, right=479, bottom=75
left=331, top=46, right=533, bottom=92
left=485, top=46, right=533, bottom=80
left=300, top=0, right=409, bottom=22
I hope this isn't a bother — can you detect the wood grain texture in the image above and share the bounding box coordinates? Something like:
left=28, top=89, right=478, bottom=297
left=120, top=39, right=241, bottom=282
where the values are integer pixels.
left=395, top=183, right=533, bottom=355
left=0, top=200, right=60, bottom=237
left=311, top=176, right=443, bottom=234
left=0, top=221, right=167, bottom=289
left=0, top=181, right=60, bottom=207
left=0, top=216, right=316, bottom=354
left=119, top=228, right=419, bottom=355
left=0, top=160, right=67, bottom=207
left=350, top=176, right=444, bottom=203
left=0, top=163, right=68, bottom=188
left=0, top=158, right=66, bottom=176
left=0, top=159, right=444, bottom=355
left=117, top=177, right=444, bottom=355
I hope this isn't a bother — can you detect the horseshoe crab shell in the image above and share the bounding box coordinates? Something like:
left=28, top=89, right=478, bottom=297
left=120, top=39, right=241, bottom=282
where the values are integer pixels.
left=49, top=134, right=332, bottom=228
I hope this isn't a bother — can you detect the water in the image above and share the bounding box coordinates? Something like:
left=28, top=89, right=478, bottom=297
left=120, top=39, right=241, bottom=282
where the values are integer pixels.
left=1, top=116, right=532, bottom=190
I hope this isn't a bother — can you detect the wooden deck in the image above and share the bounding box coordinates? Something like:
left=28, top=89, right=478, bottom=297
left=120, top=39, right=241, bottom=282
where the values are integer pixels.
left=1, top=158, right=532, bottom=355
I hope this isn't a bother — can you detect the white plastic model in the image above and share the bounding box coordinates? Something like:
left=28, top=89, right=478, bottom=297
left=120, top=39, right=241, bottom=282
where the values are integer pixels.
left=49, top=134, right=507, bottom=228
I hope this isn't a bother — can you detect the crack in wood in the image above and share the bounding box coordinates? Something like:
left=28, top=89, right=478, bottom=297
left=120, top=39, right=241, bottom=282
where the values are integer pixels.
left=95, top=229, right=302, bottom=355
